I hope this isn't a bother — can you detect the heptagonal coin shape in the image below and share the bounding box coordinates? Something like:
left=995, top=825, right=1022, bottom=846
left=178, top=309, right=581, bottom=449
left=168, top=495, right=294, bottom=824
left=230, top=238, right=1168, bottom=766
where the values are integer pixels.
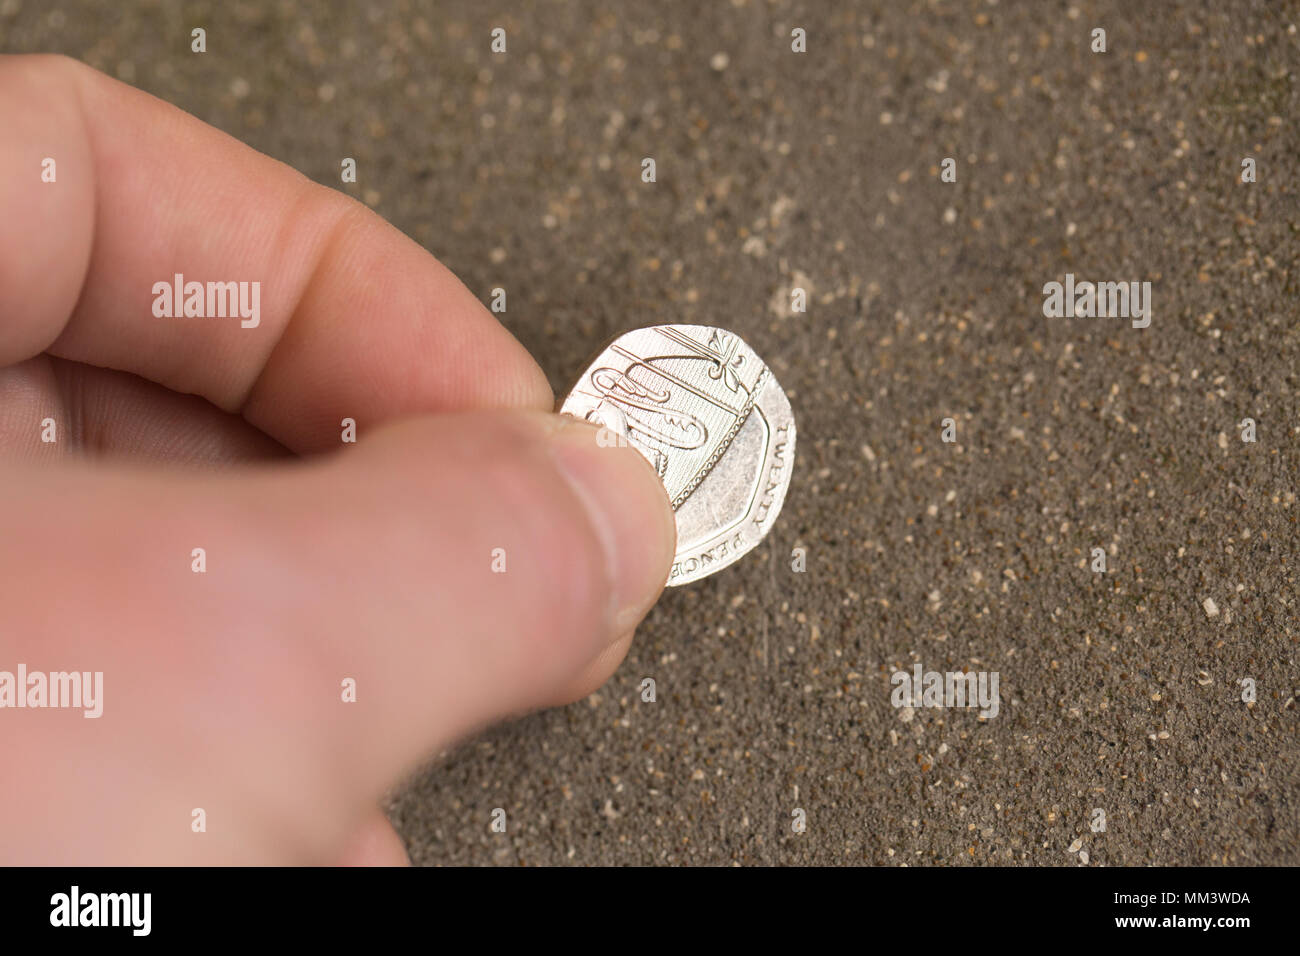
left=560, top=325, right=796, bottom=586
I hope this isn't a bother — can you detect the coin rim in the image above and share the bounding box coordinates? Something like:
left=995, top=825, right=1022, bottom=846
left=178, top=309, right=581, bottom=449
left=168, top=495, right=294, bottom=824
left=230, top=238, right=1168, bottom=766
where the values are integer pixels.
left=666, top=373, right=796, bottom=586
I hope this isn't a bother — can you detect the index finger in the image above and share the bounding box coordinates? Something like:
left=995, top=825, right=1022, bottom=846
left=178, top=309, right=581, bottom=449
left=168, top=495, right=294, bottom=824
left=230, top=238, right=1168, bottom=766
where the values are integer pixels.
left=0, top=55, right=552, bottom=452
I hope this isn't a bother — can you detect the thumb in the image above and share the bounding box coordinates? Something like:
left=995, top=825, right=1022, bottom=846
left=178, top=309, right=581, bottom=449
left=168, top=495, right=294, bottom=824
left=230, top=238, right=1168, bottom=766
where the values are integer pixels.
left=310, top=411, right=678, bottom=757
left=0, top=410, right=674, bottom=862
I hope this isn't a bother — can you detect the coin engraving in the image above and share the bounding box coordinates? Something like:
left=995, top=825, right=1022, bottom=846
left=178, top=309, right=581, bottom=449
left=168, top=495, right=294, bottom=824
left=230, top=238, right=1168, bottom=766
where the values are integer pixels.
left=560, top=325, right=796, bottom=586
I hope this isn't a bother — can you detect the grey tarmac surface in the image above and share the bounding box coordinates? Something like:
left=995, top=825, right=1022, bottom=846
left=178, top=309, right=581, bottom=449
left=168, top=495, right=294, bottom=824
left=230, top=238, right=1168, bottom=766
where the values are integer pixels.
left=5, top=0, right=1296, bottom=865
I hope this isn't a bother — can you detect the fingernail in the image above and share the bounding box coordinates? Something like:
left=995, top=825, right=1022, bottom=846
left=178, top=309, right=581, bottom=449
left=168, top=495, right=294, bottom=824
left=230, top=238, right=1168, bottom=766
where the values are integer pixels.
left=549, top=420, right=676, bottom=634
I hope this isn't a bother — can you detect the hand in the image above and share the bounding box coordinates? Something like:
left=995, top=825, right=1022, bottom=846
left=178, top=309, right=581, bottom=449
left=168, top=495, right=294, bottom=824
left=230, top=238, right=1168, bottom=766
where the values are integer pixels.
left=0, top=55, right=675, bottom=865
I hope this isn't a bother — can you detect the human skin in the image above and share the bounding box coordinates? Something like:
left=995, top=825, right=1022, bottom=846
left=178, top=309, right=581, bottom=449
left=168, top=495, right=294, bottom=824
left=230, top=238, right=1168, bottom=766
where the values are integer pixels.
left=0, top=54, right=675, bottom=865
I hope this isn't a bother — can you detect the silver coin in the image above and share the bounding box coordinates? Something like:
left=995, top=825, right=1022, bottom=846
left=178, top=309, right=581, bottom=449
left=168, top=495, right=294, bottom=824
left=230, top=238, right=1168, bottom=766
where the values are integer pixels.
left=559, top=325, right=796, bottom=585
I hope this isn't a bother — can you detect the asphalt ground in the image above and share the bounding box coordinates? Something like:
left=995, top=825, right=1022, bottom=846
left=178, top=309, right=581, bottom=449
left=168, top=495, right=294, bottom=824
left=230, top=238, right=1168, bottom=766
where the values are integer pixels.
left=4, top=0, right=1296, bottom=865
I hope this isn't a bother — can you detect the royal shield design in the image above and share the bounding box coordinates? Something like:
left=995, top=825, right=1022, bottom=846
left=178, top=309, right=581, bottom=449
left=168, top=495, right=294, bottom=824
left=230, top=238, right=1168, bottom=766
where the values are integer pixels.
left=560, top=324, right=795, bottom=586
left=563, top=326, right=768, bottom=509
